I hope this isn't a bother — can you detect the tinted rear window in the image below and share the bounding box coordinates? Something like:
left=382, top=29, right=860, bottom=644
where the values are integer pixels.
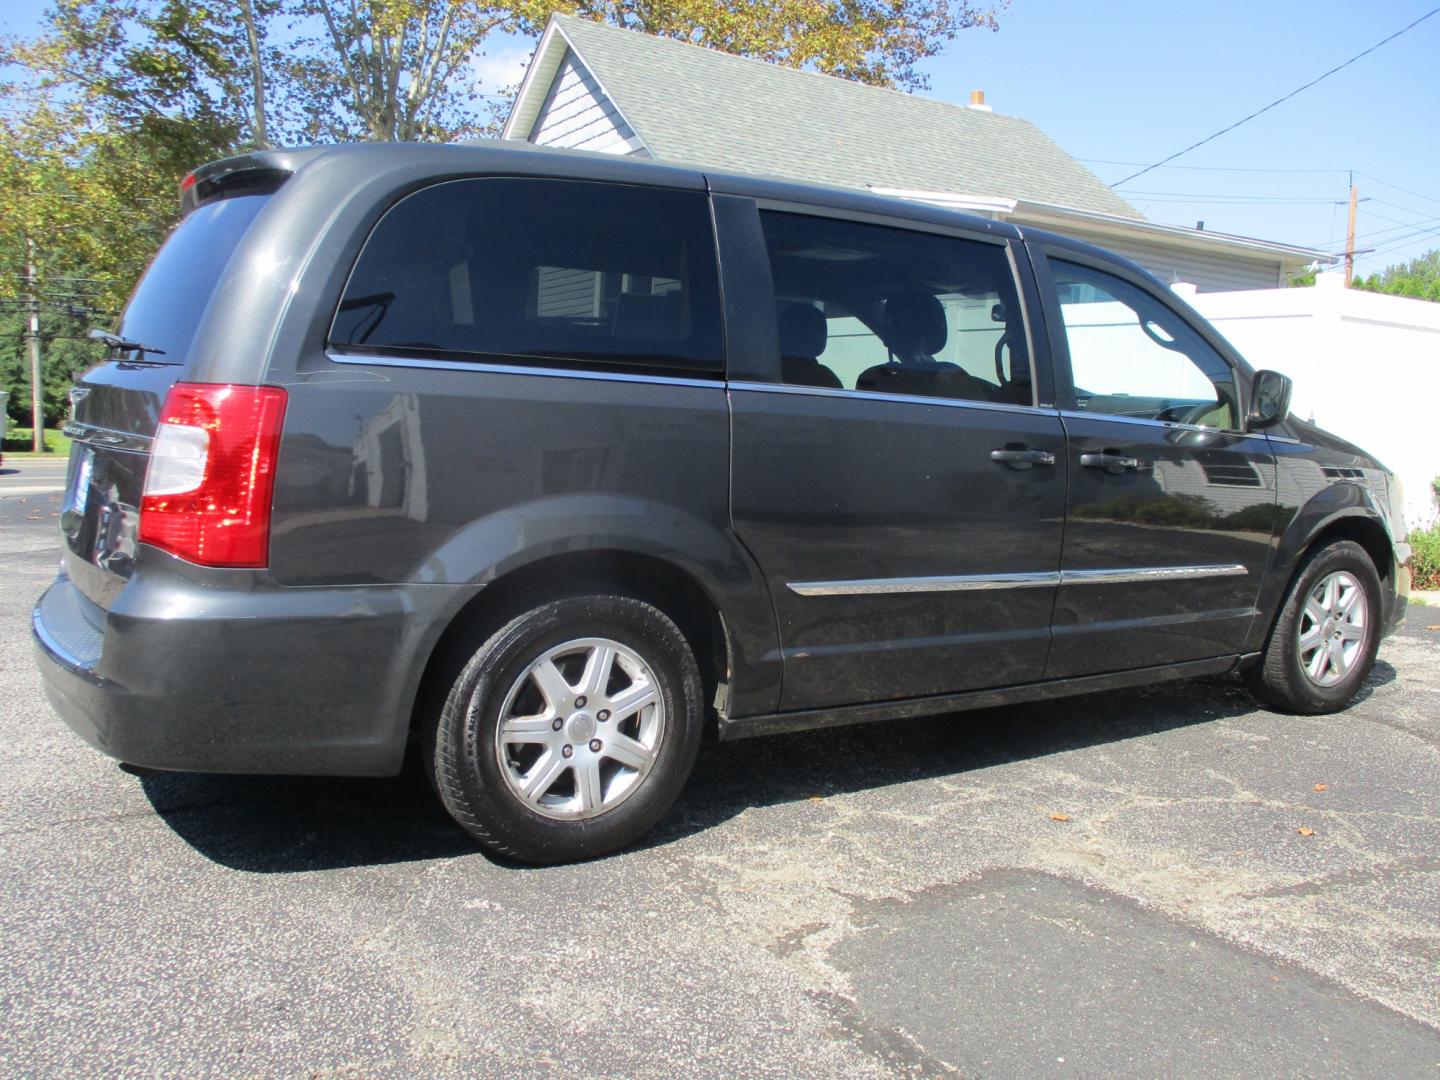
left=330, top=177, right=724, bottom=373
left=115, top=194, right=270, bottom=365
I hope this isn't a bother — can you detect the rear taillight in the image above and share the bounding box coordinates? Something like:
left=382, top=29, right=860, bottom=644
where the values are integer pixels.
left=139, top=383, right=287, bottom=568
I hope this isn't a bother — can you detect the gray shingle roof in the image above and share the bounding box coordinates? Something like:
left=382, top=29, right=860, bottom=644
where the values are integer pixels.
left=550, top=14, right=1141, bottom=220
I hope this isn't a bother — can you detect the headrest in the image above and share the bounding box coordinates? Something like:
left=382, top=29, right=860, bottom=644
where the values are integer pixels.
left=882, top=290, right=948, bottom=359
left=778, top=303, right=827, bottom=359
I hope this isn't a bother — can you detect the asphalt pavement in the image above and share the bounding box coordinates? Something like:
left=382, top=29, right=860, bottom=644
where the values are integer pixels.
left=2, top=460, right=1438, bottom=1077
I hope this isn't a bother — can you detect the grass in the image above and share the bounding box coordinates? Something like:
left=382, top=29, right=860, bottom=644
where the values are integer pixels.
left=2, top=427, right=71, bottom=457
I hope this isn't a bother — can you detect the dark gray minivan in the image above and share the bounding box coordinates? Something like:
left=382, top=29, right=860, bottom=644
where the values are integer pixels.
left=35, top=142, right=1410, bottom=863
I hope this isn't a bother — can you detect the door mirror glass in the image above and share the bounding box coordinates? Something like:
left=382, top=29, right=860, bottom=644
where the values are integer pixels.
left=1248, top=370, right=1293, bottom=429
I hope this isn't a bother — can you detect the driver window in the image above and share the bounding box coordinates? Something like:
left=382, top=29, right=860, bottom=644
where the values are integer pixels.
left=759, top=211, right=1033, bottom=406
left=1051, top=259, right=1237, bottom=430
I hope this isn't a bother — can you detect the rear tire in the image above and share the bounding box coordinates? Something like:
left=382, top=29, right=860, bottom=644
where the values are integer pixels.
left=431, top=594, right=703, bottom=864
left=1244, top=539, right=1381, bottom=714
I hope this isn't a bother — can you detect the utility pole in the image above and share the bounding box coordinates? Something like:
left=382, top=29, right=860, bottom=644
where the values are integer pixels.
left=1344, top=178, right=1359, bottom=287
left=23, top=233, right=47, bottom=453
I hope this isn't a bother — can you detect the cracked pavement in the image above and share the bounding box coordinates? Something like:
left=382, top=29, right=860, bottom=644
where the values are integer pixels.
left=2, top=468, right=1438, bottom=1077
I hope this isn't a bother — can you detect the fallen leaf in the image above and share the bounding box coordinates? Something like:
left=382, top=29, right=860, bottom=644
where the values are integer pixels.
left=1427, top=625, right=1440, bottom=632
left=1313, top=782, right=1328, bottom=792
left=807, top=795, right=824, bottom=802
left=1297, top=827, right=1315, bottom=836
left=1049, top=812, right=1071, bottom=822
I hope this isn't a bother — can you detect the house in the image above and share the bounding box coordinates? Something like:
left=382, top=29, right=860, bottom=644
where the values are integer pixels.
left=501, top=14, right=1329, bottom=293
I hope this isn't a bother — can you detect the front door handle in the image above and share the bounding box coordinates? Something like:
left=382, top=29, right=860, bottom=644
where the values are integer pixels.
left=1080, top=452, right=1142, bottom=472
left=990, top=447, right=1056, bottom=469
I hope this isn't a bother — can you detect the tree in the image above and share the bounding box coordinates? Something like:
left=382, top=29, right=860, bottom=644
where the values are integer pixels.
left=292, top=1, right=517, bottom=141
left=1352, top=250, right=1440, bottom=303
left=517, top=0, right=1006, bottom=92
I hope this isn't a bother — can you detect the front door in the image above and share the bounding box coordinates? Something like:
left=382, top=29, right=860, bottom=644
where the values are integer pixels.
left=726, top=205, right=1068, bottom=711
left=1035, top=250, right=1277, bottom=678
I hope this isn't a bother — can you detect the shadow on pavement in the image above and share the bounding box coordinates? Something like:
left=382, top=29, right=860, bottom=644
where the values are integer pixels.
left=141, top=669, right=1309, bottom=873
left=139, top=766, right=476, bottom=873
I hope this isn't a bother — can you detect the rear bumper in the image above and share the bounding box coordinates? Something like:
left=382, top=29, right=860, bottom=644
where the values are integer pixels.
left=33, top=568, right=469, bottom=776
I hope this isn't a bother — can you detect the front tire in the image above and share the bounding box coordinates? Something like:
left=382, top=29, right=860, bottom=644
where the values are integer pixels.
left=1244, top=539, right=1381, bottom=714
left=432, top=594, right=703, bottom=864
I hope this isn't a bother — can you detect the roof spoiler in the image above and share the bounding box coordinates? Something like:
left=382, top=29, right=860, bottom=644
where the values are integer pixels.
left=179, top=153, right=293, bottom=215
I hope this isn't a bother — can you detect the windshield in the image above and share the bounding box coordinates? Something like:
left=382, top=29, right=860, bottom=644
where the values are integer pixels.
left=113, top=194, right=270, bottom=365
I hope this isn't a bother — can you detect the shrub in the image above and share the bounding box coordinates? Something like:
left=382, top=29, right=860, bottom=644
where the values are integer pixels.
left=1411, top=522, right=1440, bottom=592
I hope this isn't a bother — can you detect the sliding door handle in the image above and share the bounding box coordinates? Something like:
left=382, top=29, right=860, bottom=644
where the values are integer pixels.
left=990, top=447, right=1055, bottom=469
left=1081, top=452, right=1141, bottom=472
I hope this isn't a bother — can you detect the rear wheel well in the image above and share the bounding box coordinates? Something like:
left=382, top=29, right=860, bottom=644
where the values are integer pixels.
left=410, top=552, right=731, bottom=749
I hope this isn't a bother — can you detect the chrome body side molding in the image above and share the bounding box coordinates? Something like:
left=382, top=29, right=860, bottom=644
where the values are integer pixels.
left=787, top=564, right=1248, bottom=597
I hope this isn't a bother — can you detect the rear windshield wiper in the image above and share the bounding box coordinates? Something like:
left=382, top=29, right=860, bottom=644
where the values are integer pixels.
left=89, top=328, right=168, bottom=357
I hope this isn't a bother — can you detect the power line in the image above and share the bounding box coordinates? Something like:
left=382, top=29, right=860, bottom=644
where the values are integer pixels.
left=1125, top=192, right=1350, bottom=205
left=1111, top=7, right=1440, bottom=188
left=1083, top=158, right=1349, bottom=175
left=1356, top=171, right=1440, bottom=209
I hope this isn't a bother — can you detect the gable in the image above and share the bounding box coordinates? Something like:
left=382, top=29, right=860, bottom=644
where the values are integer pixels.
left=522, top=47, right=645, bottom=156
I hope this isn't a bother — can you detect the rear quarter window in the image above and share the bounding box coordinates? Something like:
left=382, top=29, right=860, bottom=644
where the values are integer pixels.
left=114, top=194, right=271, bottom=366
left=330, top=177, right=724, bottom=373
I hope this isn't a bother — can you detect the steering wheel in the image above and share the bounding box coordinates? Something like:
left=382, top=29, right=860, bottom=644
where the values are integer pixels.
left=994, top=333, right=1011, bottom=385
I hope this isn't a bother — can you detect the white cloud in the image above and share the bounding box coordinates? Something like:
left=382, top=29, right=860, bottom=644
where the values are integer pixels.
left=471, top=37, right=533, bottom=94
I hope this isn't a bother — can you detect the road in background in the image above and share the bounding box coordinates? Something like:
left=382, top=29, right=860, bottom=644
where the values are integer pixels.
left=0, top=457, right=68, bottom=498
left=2, top=499, right=1438, bottom=1077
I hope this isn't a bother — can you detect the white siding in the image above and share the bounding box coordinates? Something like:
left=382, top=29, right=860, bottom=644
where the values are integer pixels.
left=1188, top=274, right=1440, bottom=526
left=527, top=52, right=644, bottom=155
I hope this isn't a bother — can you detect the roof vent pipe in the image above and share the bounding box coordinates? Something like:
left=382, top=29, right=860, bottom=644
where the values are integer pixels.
left=968, top=90, right=992, bottom=112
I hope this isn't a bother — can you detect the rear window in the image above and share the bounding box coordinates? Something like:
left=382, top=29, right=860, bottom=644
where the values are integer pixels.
left=114, top=194, right=270, bottom=365
left=330, top=177, right=724, bottom=373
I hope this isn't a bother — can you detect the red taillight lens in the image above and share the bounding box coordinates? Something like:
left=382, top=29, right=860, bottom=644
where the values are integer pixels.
left=139, top=383, right=288, bottom=568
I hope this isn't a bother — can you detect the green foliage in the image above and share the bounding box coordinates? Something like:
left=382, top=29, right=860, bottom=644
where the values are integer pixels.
left=1410, top=520, right=1440, bottom=592
left=0, top=298, right=102, bottom=428
left=2, top=426, right=73, bottom=455
left=1351, top=250, right=1440, bottom=303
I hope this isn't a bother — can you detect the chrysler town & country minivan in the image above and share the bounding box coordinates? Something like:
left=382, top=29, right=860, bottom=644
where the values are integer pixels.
left=34, top=143, right=1410, bottom=863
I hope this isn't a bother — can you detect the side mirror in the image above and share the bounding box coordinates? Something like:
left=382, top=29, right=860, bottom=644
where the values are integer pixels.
left=1247, top=370, right=1293, bottom=430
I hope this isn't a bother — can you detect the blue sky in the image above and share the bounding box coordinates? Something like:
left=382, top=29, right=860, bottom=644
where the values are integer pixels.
left=5, top=0, right=1438, bottom=279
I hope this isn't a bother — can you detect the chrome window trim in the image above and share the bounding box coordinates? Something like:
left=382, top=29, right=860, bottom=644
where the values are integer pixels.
left=788, top=563, right=1248, bottom=596
left=326, top=351, right=723, bottom=389
left=1058, top=409, right=1246, bottom=437
left=730, top=380, right=1055, bottom=417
